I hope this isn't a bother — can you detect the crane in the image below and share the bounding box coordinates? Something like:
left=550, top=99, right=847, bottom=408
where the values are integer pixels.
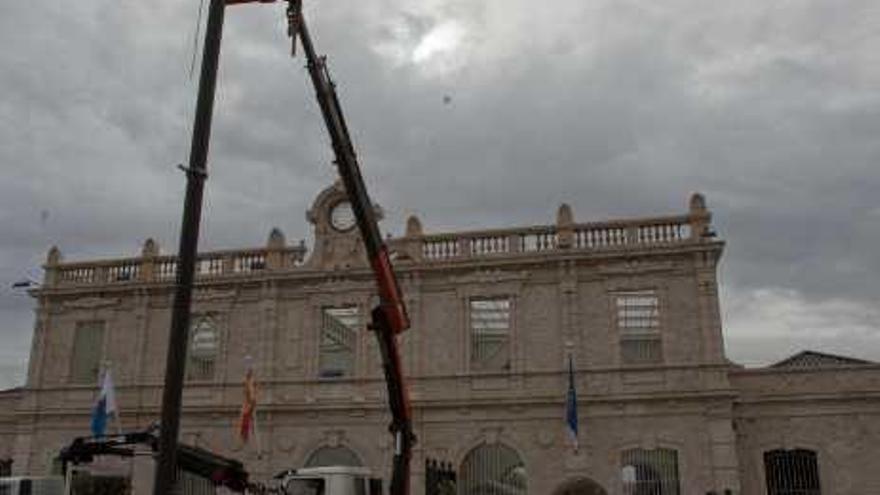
left=232, top=1, right=416, bottom=494
left=155, top=0, right=414, bottom=493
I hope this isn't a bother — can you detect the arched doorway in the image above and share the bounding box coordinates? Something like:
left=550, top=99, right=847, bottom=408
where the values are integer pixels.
left=552, top=477, right=608, bottom=495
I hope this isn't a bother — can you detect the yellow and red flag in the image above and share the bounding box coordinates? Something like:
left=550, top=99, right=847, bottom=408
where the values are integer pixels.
left=237, top=366, right=257, bottom=443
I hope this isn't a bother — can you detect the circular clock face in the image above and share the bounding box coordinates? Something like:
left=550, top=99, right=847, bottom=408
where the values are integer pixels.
left=330, top=201, right=356, bottom=231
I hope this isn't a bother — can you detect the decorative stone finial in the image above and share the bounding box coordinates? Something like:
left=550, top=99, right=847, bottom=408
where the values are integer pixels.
left=141, top=238, right=159, bottom=257
left=689, top=192, right=707, bottom=212
left=46, top=246, right=61, bottom=266
left=405, top=215, right=423, bottom=237
left=556, top=203, right=575, bottom=248
left=556, top=203, right=574, bottom=227
left=688, top=192, right=713, bottom=240
left=267, top=227, right=286, bottom=249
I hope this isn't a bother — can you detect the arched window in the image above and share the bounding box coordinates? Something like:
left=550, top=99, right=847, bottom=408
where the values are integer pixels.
left=764, top=449, right=821, bottom=495
left=304, top=446, right=362, bottom=468
left=459, top=443, right=526, bottom=495
left=621, top=448, right=680, bottom=495
left=188, top=315, right=219, bottom=381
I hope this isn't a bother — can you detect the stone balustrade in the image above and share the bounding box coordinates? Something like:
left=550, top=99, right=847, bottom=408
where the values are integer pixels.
left=407, top=215, right=697, bottom=262
left=42, top=193, right=715, bottom=288
left=46, top=234, right=308, bottom=288
left=396, top=192, right=712, bottom=262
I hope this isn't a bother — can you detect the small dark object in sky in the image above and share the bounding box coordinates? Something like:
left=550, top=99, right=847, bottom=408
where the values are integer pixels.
left=12, top=279, right=35, bottom=289
left=442, top=95, right=452, bottom=104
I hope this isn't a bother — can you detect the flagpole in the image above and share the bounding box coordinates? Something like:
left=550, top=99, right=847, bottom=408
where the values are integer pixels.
left=565, top=353, right=579, bottom=454
left=253, top=405, right=263, bottom=459
left=238, top=355, right=261, bottom=457
left=106, top=361, right=123, bottom=435
left=101, top=362, right=133, bottom=483
left=64, top=463, right=73, bottom=495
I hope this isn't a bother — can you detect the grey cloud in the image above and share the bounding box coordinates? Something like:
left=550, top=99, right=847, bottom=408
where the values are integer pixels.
left=1, top=0, right=879, bottom=387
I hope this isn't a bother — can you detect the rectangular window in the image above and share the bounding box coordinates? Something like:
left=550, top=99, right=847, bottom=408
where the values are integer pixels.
left=187, top=315, right=219, bottom=381
left=319, top=307, right=359, bottom=378
left=70, top=321, right=104, bottom=384
left=470, top=298, right=511, bottom=372
left=616, top=291, right=662, bottom=364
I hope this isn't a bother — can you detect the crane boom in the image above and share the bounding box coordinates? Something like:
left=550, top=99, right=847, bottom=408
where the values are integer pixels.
left=286, top=2, right=415, bottom=494
left=176, top=2, right=415, bottom=493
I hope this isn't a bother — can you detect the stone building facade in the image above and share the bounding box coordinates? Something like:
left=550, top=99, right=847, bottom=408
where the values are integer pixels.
left=2, top=182, right=879, bottom=494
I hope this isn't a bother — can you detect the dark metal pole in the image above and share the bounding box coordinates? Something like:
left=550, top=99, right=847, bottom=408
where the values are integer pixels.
left=153, top=0, right=226, bottom=493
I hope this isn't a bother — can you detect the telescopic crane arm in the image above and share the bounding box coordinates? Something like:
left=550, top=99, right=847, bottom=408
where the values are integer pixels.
left=158, top=0, right=413, bottom=493
left=283, top=2, right=415, bottom=494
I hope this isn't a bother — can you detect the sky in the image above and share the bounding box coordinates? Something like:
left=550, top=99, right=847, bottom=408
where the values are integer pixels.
left=0, top=0, right=878, bottom=388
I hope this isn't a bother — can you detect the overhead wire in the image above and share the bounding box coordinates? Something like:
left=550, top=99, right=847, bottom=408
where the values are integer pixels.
left=189, top=0, right=208, bottom=80
left=177, top=0, right=209, bottom=176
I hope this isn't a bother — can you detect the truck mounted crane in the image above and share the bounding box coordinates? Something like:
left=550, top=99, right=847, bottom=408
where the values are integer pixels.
left=281, top=2, right=416, bottom=494
left=155, top=0, right=415, bottom=493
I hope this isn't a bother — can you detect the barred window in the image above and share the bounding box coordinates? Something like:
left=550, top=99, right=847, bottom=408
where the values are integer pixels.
left=187, top=316, right=219, bottom=381
left=764, top=449, right=821, bottom=495
left=70, top=321, right=104, bottom=384
left=469, top=298, right=511, bottom=372
left=616, top=291, right=662, bottom=364
left=621, top=448, right=680, bottom=495
left=319, top=306, right=359, bottom=378
left=459, top=443, right=526, bottom=495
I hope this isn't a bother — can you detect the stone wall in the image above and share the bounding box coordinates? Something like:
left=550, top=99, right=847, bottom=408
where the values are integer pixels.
left=0, top=388, right=21, bottom=467
left=731, top=366, right=880, bottom=495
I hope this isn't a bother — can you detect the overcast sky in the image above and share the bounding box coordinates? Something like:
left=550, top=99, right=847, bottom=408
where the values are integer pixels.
left=1, top=0, right=878, bottom=388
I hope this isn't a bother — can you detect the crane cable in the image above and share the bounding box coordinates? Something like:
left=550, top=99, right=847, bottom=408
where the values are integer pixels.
left=189, top=0, right=208, bottom=79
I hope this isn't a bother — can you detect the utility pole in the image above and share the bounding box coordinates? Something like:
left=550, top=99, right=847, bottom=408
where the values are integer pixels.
left=153, top=0, right=226, bottom=492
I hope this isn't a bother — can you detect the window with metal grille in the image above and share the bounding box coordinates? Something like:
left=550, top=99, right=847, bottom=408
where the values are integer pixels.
left=187, top=316, right=219, bottom=381
left=319, top=306, right=359, bottom=378
left=621, top=448, right=680, bottom=495
left=70, top=321, right=104, bottom=384
left=764, top=449, right=821, bottom=495
left=616, top=291, right=662, bottom=364
left=469, top=298, right=511, bottom=372
left=459, top=443, right=526, bottom=495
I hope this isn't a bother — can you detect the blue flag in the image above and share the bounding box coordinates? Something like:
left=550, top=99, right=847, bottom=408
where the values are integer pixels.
left=565, top=355, right=579, bottom=452
left=90, top=368, right=118, bottom=436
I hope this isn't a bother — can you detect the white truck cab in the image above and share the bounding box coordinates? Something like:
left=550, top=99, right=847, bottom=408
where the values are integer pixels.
left=277, top=466, right=382, bottom=495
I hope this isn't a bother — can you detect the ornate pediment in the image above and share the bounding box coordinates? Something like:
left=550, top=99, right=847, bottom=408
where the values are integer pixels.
left=303, top=182, right=384, bottom=271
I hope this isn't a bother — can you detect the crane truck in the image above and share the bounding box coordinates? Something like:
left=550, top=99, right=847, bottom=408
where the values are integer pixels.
left=181, top=0, right=417, bottom=492
left=278, top=0, right=416, bottom=493
left=56, top=1, right=414, bottom=495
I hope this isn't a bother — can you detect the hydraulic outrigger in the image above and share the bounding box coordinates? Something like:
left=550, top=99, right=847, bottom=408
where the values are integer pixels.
left=155, top=0, right=413, bottom=494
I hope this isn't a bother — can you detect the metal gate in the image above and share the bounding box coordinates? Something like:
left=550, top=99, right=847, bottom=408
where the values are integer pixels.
left=178, top=468, right=219, bottom=495
left=425, top=459, right=456, bottom=495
